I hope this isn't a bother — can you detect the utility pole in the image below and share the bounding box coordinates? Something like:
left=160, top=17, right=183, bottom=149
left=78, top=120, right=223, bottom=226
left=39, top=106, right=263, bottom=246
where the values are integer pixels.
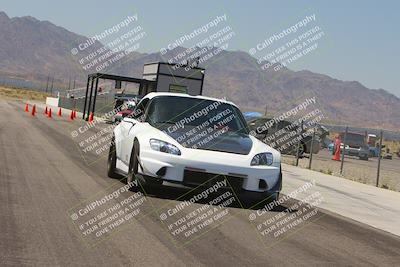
left=308, top=127, right=316, bottom=169
left=68, top=77, right=71, bottom=90
left=376, top=130, right=383, bottom=187
left=295, top=119, right=304, bottom=166
left=50, top=76, right=54, bottom=95
left=45, top=75, right=49, bottom=93
left=340, top=126, right=348, bottom=175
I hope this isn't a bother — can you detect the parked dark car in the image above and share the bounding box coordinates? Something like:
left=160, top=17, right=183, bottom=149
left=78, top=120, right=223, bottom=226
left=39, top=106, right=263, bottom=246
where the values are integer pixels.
left=247, top=116, right=328, bottom=157
left=338, top=132, right=370, bottom=160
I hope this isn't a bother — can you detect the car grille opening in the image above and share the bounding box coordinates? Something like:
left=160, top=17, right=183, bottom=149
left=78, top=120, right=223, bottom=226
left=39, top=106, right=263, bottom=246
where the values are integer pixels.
left=183, top=170, right=244, bottom=191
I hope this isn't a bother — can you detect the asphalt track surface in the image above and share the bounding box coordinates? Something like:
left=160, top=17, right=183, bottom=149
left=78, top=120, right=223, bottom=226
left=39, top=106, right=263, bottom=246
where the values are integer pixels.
left=1, top=99, right=400, bottom=266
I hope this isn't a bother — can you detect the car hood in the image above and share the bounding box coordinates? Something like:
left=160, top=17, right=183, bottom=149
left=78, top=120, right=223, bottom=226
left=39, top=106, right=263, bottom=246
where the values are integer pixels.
left=161, top=125, right=253, bottom=155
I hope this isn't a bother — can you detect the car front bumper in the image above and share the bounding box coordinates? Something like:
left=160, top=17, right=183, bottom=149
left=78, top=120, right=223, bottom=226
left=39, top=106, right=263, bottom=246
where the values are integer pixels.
left=139, top=148, right=281, bottom=193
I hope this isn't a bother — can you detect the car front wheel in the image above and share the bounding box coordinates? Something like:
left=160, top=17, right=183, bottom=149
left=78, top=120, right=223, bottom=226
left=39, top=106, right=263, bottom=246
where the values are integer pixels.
left=107, top=137, right=119, bottom=178
left=127, top=139, right=140, bottom=184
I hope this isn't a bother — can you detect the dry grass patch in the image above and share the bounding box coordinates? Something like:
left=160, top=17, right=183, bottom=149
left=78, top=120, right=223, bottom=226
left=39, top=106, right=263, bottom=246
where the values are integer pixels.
left=0, top=86, right=50, bottom=101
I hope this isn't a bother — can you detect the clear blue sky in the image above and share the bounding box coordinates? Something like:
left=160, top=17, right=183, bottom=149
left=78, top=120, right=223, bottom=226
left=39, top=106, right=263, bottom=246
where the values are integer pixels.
left=2, top=0, right=399, bottom=96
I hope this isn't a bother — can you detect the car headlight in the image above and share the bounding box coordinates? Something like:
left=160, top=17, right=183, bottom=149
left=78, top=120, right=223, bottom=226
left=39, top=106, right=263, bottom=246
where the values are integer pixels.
left=251, top=152, right=273, bottom=166
left=149, top=139, right=181, bottom=155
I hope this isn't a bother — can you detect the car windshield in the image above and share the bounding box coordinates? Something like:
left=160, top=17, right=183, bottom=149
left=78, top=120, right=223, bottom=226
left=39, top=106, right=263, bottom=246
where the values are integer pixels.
left=146, top=96, right=249, bottom=134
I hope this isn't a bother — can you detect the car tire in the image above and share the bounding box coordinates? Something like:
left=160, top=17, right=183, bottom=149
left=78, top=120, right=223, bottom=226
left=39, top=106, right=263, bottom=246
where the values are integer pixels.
left=241, top=191, right=280, bottom=209
left=107, top=137, right=119, bottom=178
left=127, top=139, right=140, bottom=184
left=241, top=168, right=281, bottom=209
left=270, top=192, right=279, bottom=202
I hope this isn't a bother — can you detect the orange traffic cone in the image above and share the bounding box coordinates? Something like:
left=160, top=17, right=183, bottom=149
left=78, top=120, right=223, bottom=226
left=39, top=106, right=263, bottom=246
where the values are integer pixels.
left=25, top=103, right=29, bottom=112
left=44, top=106, right=48, bottom=115
left=70, top=110, right=74, bottom=120
left=73, top=110, right=77, bottom=119
left=48, top=108, right=52, bottom=118
left=333, top=148, right=341, bottom=161
left=88, top=112, right=94, bottom=123
left=31, top=105, right=36, bottom=116
left=332, top=139, right=341, bottom=161
left=58, top=107, right=62, bottom=117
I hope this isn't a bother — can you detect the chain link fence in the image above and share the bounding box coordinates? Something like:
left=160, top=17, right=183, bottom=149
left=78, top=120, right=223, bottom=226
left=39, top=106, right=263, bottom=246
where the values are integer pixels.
left=282, top=126, right=400, bottom=191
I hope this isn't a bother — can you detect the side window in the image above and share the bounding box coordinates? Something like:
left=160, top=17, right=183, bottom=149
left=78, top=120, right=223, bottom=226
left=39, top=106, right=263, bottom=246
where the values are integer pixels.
left=132, top=98, right=149, bottom=121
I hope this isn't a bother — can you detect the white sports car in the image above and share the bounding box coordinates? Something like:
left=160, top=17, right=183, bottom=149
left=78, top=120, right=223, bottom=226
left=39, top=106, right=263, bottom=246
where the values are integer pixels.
left=108, top=92, right=282, bottom=201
